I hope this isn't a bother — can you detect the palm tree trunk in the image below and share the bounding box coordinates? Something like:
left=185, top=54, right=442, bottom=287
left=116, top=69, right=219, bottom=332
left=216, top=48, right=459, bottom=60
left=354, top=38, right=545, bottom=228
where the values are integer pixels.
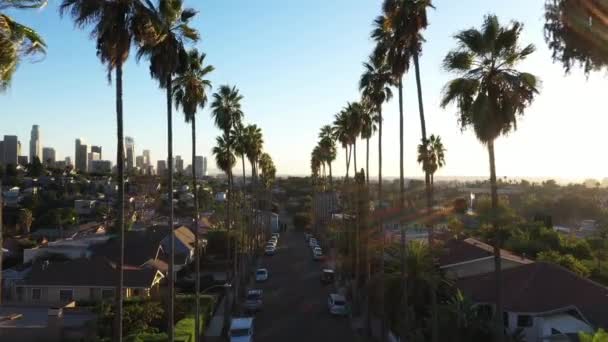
left=344, top=146, right=349, bottom=179
left=366, top=137, right=370, bottom=185
left=329, top=162, right=333, bottom=189
left=0, top=180, right=3, bottom=302
left=354, top=140, right=357, bottom=174
left=488, top=139, right=504, bottom=342
left=398, top=75, right=407, bottom=342
left=242, top=157, right=246, bottom=188
left=166, top=74, right=175, bottom=342
left=115, top=63, right=125, bottom=342
left=191, top=117, right=201, bottom=342
left=377, top=105, right=384, bottom=340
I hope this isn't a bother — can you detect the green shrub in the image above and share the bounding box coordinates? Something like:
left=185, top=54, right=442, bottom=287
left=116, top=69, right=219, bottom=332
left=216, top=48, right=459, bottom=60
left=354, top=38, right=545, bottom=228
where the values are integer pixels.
left=126, top=332, right=168, bottom=342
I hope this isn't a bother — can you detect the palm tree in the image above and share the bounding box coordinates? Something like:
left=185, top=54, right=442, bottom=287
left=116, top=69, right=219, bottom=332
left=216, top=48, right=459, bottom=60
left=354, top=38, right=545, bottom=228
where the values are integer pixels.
left=59, top=0, right=145, bottom=339
left=360, top=101, right=378, bottom=185
left=243, top=124, right=263, bottom=261
left=0, top=0, right=47, bottom=91
left=427, top=135, right=445, bottom=187
left=173, top=48, right=213, bottom=342
left=440, top=14, right=539, bottom=341
left=233, top=122, right=248, bottom=187
left=345, top=102, right=364, bottom=173
left=135, top=2, right=199, bottom=338
left=259, top=152, right=276, bottom=237
left=318, top=125, right=336, bottom=187
left=333, top=109, right=352, bottom=179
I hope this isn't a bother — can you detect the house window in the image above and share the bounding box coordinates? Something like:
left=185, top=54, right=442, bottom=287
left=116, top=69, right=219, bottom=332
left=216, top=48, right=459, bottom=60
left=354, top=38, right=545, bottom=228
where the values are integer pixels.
left=32, top=288, right=41, bottom=301
left=59, top=289, right=74, bottom=303
left=102, top=289, right=114, bottom=300
left=517, top=315, right=533, bottom=327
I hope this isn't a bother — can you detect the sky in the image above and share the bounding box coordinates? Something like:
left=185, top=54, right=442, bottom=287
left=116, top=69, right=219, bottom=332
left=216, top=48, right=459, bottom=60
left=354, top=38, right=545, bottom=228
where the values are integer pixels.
left=2, top=0, right=608, bottom=182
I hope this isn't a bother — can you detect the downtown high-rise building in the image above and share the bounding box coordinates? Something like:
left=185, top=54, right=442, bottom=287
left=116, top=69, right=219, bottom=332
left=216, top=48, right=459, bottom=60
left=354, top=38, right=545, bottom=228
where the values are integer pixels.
left=29, top=125, right=41, bottom=163
left=157, top=160, right=167, bottom=176
left=1, top=135, right=19, bottom=166
left=136, top=155, right=144, bottom=169
left=143, top=149, right=150, bottom=166
left=203, top=156, right=208, bottom=177
left=75, top=138, right=88, bottom=171
left=91, top=145, right=102, bottom=160
left=42, top=147, right=56, bottom=165
left=175, top=155, right=184, bottom=173
left=87, top=152, right=100, bottom=172
left=125, top=136, right=135, bottom=170
left=195, top=156, right=205, bottom=179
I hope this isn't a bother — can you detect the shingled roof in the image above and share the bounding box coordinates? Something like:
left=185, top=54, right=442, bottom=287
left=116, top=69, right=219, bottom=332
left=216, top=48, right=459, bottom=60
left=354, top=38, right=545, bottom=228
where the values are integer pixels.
left=456, top=262, right=608, bottom=329
left=24, top=257, right=161, bottom=288
left=439, top=238, right=532, bottom=267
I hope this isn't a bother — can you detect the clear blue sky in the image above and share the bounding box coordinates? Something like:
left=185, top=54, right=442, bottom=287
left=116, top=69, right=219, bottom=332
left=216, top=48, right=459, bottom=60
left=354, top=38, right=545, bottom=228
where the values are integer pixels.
left=3, top=0, right=607, bottom=181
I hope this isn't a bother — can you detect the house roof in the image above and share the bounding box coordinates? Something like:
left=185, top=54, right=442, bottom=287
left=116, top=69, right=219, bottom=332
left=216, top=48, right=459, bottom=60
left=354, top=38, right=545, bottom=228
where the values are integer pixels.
left=439, top=238, right=532, bottom=267
left=23, top=257, right=161, bottom=288
left=456, top=262, right=608, bottom=329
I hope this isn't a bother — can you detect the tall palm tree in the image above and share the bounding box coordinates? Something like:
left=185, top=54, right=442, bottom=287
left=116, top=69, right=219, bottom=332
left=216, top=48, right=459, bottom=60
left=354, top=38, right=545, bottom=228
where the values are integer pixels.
left=59, top=0, right=145, bottom=339
left=135, top=2, right=198, bottom=338
left=173, top=48, right=213, bottom=342
left=318, top=125, right=336, bottom=187
left=233, top=122, right=248, bottom=187
left=359, top=52, right=393, bottom=342
left=0, top=0, right=47, bottom=91
left=333, top=109, right=352, bottom=180
left=360, top=101, right=378, bottom=185
left=427, top=135, right=445, bottom=187
left=345, top=101, right=364, bottom=173
left=441, top=14, right=539, bottom=341
left=243, top=124, right=263, bottom=261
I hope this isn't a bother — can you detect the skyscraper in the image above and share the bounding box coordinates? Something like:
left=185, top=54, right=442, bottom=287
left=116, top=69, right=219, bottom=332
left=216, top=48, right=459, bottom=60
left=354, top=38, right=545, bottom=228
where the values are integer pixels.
left=195, top=156, right=204, bottom=179
left=65, top=156, right=72, bottom=166
left=42, top=147, right=56, bottom=165
left=29, top=125, right=41, bottom=163
left=143, top=150, right=150, bottom=166
left=91, top=145, right=102, bottom=160
left=0, top=141, right=4, bottom=165
left=87, top=152, right=100, bottom=172
left=202, top=156, right=208, bottom=177
left=75, top=138, right=88, bottom=171
left=157, top=160, right=167, bottom=176
left=2, top=135, right=19, bottom=166
left=125, top=136, right=135, bottom=170
left=175, top=155, right=184, bottom=173
left=136, top=155, right=144, bottom=169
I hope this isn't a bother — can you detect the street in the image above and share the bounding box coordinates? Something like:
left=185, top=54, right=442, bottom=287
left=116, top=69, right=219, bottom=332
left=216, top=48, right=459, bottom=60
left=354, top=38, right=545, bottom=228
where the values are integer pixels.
left=251, top=231, right=355, bottom=341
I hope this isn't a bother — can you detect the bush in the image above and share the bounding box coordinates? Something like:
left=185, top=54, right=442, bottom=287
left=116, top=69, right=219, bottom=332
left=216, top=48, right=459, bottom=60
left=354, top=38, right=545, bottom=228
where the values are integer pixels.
left=538, top=251, right=590, bottom=277
left=126, top=332, right=168, bottom=342
left=175, top=316, right=197, bottom=342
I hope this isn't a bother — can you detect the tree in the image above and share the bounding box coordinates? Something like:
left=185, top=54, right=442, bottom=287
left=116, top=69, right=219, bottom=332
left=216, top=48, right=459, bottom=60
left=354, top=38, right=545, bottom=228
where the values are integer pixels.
left=59, top=0, right=147, bottom=338
left=360, top=102, right=378, bottom=185
left=27, top=156, right=43, bottom=177
left=537, top=251, right=590, bottom=277
left=441, top=15, right=540, bottom=341
left=359, top=51, right=393, bottom=341
left=17, top=208, right=33, bottom=234
left=318, top=125, right=337, bottom=188
left=293, top=212, right=311, bottom=231
left=233, top=122, right=248, bottom=187
left=579, top=328, right=608, bottom=342
left=333, top=109, right=353, bottom=179
left=544, top=0, right=608, bottom=74
left=0, top=0, right=46, bottom=91
left=173, top=48, right=213, bottom=342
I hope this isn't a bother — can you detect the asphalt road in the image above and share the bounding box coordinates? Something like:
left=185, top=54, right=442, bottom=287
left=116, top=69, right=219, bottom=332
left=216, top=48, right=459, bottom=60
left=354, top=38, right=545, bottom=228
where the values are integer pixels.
left=251, top=231, right=354, bottom=342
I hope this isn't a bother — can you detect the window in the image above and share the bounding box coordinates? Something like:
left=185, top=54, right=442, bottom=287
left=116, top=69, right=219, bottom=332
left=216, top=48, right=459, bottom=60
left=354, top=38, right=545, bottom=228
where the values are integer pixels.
left=102, top=289, right=114, bottom=300
left=59, top=289, right=73, bottom=303
left=517, top=315, right=533, bottom=327
left=32, top=288, right=41, bottom=301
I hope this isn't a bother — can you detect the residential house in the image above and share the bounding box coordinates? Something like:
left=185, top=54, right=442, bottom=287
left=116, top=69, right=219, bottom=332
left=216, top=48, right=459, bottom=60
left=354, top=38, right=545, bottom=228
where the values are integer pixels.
left=439, top=237, right=533, bottom=279
left=23, top=234, right=111, bottom=263
left=457, top=262, right=607, bottom=341
left=12, top=257, right=163, bottom=305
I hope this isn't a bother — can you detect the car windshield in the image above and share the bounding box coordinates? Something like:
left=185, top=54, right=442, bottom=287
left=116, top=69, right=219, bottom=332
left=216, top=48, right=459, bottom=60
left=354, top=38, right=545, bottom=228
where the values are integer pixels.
left=231, top=328, right=250, bottom=337
left=256, top=270, right=266, bottom=275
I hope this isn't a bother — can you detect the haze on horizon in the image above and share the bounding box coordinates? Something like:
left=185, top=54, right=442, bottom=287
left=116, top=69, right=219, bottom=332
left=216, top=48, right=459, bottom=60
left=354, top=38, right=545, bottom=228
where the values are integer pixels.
left=3, top=0, right=607, bottom=182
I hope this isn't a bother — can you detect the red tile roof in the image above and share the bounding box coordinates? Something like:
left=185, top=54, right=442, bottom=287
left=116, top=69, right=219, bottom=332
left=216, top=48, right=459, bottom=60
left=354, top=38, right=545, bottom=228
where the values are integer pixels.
left=456, top=262, right=608, bottom=328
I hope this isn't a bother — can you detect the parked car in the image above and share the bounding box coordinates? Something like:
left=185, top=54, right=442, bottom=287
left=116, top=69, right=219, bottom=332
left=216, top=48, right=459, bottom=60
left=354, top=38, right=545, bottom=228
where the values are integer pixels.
left=309, top=238, right=318, bottom=248
left=327, top=293, right=348, bottom=316
left=244, top=289, right=263, bottom=312
left=267, top=239, right=277, bottom=247
left=229, top=317, right=254, bottom=342
left=305, top=233, right=312, bottom=241
left=321, top=269, right=335, bottom=284
left=313, top=248, right=323, bottom=261
left=255, top=268, right=269, bottom=282
left=264, top=245, right=276, bottom=255
left=271, top=233, right=280, bottom=239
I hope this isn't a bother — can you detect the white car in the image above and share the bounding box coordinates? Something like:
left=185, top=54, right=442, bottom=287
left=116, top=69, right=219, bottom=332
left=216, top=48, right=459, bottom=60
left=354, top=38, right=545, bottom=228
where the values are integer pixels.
left=264, top=245, right=276, bottom=255
left=255, top=268, right=269, bottom=282
left=267, top=239, right=277, bottom=247
left=230, top=317, right=254, bottom=342
left=328, top=293, right=348, bottom=316
left=309, top=238, right=318, bottom=248
left=271, top=233, right=280, bottom=239
left=313, top=249, right=323, bottom=261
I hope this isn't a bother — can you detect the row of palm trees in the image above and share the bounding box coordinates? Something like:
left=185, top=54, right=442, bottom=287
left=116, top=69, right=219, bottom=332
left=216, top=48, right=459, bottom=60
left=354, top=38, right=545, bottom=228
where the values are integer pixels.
left=311, top=1, right=539, bottom=341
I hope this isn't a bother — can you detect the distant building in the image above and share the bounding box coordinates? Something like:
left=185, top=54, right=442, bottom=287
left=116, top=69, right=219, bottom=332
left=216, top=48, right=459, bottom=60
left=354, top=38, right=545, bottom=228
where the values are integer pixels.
left=136, top=155, right=144, bottom=169
left=195, top=156, right=204, bottom=179
left=75, top=138, right=88, bottom=172
left=91, top=145, right=102, bottom=160
left=87, top=152, right=100, bottom=172
left=18, top=156, right=28, bottom=166
left=2, top=135, right=19, bottom=166
left=146, top=165, right=155, bottom=176
left=143, top=149, right=150, bottom=166
left=125, top=136, right=135, bottom=170
left=175, top=155, right=184, bottom=173
left=64, top=156, right=72, bottom=166
left=29, top=125, right=41, bottom=163
left=55, top=161, right=66, bottom=169
left=203, top=156, right=208, bottom=176
left=42, top=147, right=56, bottom=165
left=90, top=160, right=111, bottom=174
left=157, top=160, right=167, bottom=176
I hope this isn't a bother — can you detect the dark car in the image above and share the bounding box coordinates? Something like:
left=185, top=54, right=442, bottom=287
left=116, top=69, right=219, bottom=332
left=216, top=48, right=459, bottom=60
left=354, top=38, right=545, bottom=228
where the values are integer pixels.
left=321, top=268, right=335, bottom=285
